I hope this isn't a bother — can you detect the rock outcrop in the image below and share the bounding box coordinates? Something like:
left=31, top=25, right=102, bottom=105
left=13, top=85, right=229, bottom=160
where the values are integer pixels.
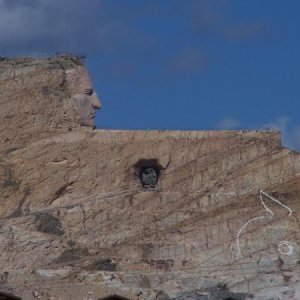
left=0, top=56, right=299, bottom=300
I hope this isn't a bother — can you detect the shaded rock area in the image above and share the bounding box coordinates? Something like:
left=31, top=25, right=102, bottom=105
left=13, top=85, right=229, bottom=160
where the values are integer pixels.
left=155, top=285, right=248, bottom=300
left=172, top=286, right=247, bottom=300
left=101, top=296, right=130, bottom=300
left=155, top=291, right=170, bottom=300
left=35, top=213, right=64, bottom=236
left=142, top=259, right=174, bottom=271
left=0, top=291, right=21, bottom=300
left=55, top=247, right=88, bottom=264
left=93, top=259, right=117, bottom=271
left=0, top=56, right=299, bottom=300
left=8, top=188, right=30, bottom=218
left=0, top=163, right=20, bottom=191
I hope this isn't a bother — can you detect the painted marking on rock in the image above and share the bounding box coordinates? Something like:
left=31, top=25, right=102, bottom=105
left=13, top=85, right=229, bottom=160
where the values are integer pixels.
left=236, top=190, right=293, bottom=258
left=278, top=241, right=294, bottom=256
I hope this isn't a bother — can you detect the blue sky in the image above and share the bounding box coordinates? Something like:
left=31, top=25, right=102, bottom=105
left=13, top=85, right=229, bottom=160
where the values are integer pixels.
left=0, top=0, right=299, bottom=150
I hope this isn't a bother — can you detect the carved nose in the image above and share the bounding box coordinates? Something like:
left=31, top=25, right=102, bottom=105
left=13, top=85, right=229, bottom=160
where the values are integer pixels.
left=92, top=93, right=101, bottom=109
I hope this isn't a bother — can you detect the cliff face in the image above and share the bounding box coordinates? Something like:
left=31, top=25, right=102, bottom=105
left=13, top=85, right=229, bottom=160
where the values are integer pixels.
left=0, top=57, right=299, bottom=300
left=0, top=57, right=80, bottom=146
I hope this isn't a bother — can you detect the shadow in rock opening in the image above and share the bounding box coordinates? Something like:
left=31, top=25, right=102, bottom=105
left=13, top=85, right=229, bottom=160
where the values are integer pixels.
left=0, top=292, right=21, bottom=300
left=99, top=296, right=130, bottom=300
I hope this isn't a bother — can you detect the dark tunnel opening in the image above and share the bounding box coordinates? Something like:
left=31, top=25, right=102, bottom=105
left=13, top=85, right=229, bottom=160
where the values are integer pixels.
left=0, top=292, right=21, bottom=300
left=99, top=296, right=129, bottom=300
left=134, top=159, right=162, bottom=189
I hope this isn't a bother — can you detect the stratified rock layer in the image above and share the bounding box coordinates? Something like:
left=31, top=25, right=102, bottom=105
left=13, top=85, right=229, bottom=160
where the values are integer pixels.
left=0, top=56, right=299, bottom=300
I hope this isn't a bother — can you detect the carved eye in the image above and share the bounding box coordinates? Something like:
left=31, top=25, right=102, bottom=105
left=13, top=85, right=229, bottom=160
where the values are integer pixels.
left=84, top=88, right=94, bottom=96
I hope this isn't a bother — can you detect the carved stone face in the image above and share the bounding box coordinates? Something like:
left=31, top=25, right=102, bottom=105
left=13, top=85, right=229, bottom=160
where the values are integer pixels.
left=66, top=67, right=101, bottom=128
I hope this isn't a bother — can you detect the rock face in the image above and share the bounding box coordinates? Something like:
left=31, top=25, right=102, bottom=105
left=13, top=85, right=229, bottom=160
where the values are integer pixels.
left=0, top=56, right=299, bottom=300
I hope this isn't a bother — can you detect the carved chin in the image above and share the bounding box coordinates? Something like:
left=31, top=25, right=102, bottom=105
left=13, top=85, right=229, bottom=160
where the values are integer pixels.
left=79, top=117, right=94, bottom=127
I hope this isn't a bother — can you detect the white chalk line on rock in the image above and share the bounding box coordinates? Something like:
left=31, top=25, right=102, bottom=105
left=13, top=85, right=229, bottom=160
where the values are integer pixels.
left=236, top=190, right=293, bottom=258
left=278, top=240, right=294, bottom=256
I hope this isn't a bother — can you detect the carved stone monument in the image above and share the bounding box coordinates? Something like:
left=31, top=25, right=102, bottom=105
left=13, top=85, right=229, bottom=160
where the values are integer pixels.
left=0, top=56, right=299, bottom=300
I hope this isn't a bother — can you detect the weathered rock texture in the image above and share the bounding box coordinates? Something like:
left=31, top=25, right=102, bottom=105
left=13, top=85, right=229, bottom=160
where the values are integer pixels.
left=0, top=56, right=299, bottom=300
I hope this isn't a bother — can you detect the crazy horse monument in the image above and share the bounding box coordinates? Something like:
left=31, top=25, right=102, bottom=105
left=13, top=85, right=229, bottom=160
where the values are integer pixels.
left=0, top=55, right=299, bottom=300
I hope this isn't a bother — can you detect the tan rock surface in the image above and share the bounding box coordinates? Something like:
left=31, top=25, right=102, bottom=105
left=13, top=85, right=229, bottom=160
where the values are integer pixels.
left=0, top=56, right=299, bottom=300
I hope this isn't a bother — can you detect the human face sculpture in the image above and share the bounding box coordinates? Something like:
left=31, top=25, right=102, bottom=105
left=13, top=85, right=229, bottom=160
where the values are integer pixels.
left=67, top=67, right=101, bottom=128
